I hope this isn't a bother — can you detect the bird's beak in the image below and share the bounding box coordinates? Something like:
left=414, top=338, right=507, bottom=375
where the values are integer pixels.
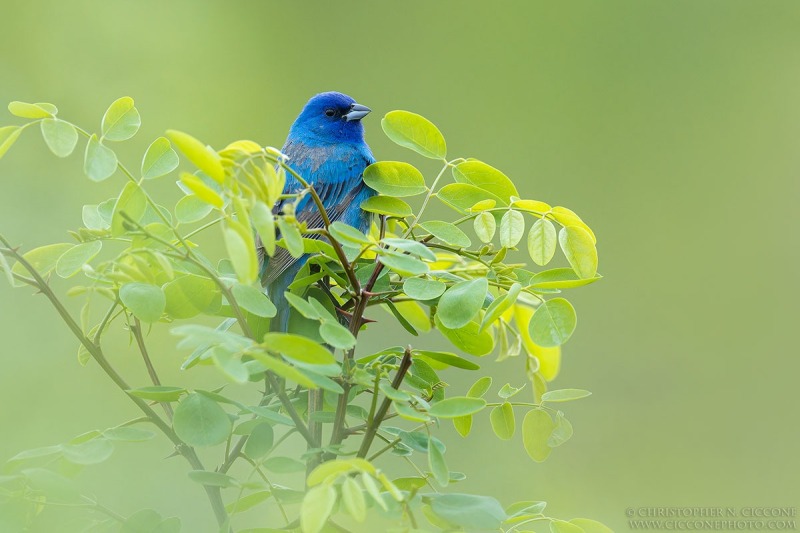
left=345, top=103, right=371, bottom=122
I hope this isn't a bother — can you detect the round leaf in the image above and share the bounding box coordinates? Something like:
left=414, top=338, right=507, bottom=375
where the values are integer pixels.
left=166, top=129, right=225, bottom=183
left=232, top=283, right=277, bottom=318
left=141, top=137, right=179, bottom=179
left=120, top=283, right=165, bottom=323
left=474, top=211, right=496, bottom=243
left=522, top=409, right=555, bottom=462
left=418, top=220, right=471, bottom=248
left=8, top=101, right=54, bottom=119
left=301, top=484, right=337, bottom=533
left=499, top=209, right=525, bottom=248
left=541, top=389, right=592, bottom=402
left=381, top=110, right=446, bottom=159
left=435, top=317, right=494, bottom=356
left=437, top=278, right=488, bottom=329
left=528, top=298, right=577, bottom=347
left=40, top=119, right=78, bottom=158
left=102, top=96, right=141, bottom=141
left=489, top=402, right=515, bottom=440
left=55, top=241, right=102, bottom=278
left=428, top=397, right=486, bottom=418
left=363, top=161, right=427, bottom=196
left=360, top=195, right=412, bottom=218
left=403, top=277, right=446, bottom=300
left=175, top=195, right=214, bottom=224
left=84, top=134, right=117, bottom=182
left=262, top=333, right=336, bottom=365
left=453, top=160, right=518, bottom=202
left=173, top=393, right=232, bottom=447
left=428, top=494, right=507, bottom=530
left=437, top=183, right=506, bottom=213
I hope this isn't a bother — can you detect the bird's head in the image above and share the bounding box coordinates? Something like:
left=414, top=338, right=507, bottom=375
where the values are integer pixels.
left=289, top=92, right=371, bottom=145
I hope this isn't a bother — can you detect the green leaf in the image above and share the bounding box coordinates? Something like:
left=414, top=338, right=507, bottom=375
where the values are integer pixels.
left=301, top=484, right=336, bottom=533
left=541, top=389, right=592, bottom=402
left=40, top=119, right=78, bottom=157
left=379, top=251, right=429, bottom=276
left=55, top=241, right=102, bottom=278
left=172, top=393, right=232, bottom=447
left=111, top=182, right=147, bottom=236
left=10, top=243, right=72, bottom=280
left=435, top=317, right=494, bottom=356
left=225, top=490, right=272, bottom=515
left=550, top=206, right=596, bottom=243
left=453, top=415, right=472, bottom=438
left=244, top=423, right=274, bottom=459
left=180, top=172, right=223, bottom=208
left=224, top=225, right=257, bottom=284
left=276, top=218, right=304, bottom=259
left=102, top=97, right=141, bottom=141
left=328, top=221, right=371, bottom=247
left=551, top=520, right=586, bottom=533
left=361, top=195, right=412, bottom=217
left=319, top=321, right=356, bottom=350
left=166, top=129, right=225, bottom=183
left=252, top=201, right=276, bottom=256
left=141, top=137, right=179, bottom=179
left=175, top=195, right=213, bottom=224
left=428, top=493, right=507, bottom=530
left=382, top=237, right=436, bottom=261
left=119, top=282, right=165, bottom=323
left=500, top=209, right=525, bottom=248
left=232, top=283, right=276, bottom=318
left=188, top=470, right=239, bottom=488
left=418, top=220, right=471, bottom=248
left=414, top=350, right=479, bottom=370
left=61, top=437, right=114, bottom=465
left=428, top=437, right=449, bottom=487
left=548, top=411, right=574, bottom=447
left=164, top=274, right=220, bottom=319
left=437, top=278, right=488, bottom=329
left=22, top=468, right=80, bottom=503
left=569, top=518, right=614, bottom=533
left=480, top=282, right=522, bottom=331
left=381, top=110, right=446, bottom=159
left=474, top=211, right=496, bottom=243
left=529, top=267, right=603, bottom=290
left=453, top=160, right=518, bottom=202
left=437, top=183, right=506, bottom=213
left=522, top=409, right=555, bottom=462
left=127, top=386, right=186, bottom=402
left=403, top=277, right=446, bottom=300
left=428, top=397, right=486, bottom=418
left=363, top=161, right=427, bottom=196
left=490, top=402, right=515, bottom=440
left=528, top=298, right=577, bottom=347
left=498, top=383, right=525, bottom=399
left=8, top=101, right=54, bottom=118
left=103, top=427, right=155, bottom=442
left=0, top=126, right=22, bottom=159
left=84, top=134, right=118, bottom=182
left=341, top=477, right=366, bottom=522
left=262, top=333, right=336, bottom=365
left=559, top=225, right=598, bottom=279
left=468, top=376, right=493, bottom=398
left=528, top=218, right=557, bottom=266
left=263, top=456, right=306, bottom=473
left=247, top=352, right=318, bottom=389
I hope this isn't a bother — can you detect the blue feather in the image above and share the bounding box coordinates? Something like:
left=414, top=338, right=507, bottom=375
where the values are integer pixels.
left=259, top=92, right=375, bottom=332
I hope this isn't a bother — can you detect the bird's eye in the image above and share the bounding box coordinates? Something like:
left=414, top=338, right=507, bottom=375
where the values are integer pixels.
left=324, top=109, right=335, bottom=117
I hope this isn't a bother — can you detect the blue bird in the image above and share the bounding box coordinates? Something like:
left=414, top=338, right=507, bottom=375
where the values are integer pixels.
left=258, top=92, right=375, bottom=332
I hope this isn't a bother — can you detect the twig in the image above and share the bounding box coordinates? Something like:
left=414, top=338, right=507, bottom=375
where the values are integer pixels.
left=131, top=318, right=173, bottom=420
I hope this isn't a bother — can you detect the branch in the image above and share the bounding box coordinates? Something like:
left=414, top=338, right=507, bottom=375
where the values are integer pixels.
left=356, top=346, right=414, bottom=459
left=131, top=318, right=173, bottom=420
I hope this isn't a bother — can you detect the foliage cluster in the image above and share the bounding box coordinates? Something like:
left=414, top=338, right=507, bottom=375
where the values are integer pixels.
left=0, top=97, right=608, bottom=533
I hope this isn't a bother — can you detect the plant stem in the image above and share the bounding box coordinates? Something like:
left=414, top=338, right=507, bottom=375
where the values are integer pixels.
left=357, top=347, right=413, bottom=458
left=131, top=318, right=173, bottom=420
left=0, top=235, right=230, bottom=529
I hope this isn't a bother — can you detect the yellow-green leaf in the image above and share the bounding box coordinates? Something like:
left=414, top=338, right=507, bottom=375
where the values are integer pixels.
left=528, top=298, right=577, bottom=347
left=40, top=119, right=78, bottom=158
left=490, top=402, right=515, bottom=440
left=8, top=101, right=54, bottom=119
left=499, top=210, right=525, bottom=248
left=84, top=134, right=117, bottom=182
left=300, top=484, right=336, bottom=533
left=101, top=96, right=141, bottom=141
left=0, top=126, right=22, bottom=160
left=437, top=183, right=506, bottom=213
left=550, top=206, right=596, bottom=243
left=251, top=201, right=276, bottom=256
left=559, top=225, right=598, bottom=279
left=474, top=211, right=496, bottom=243
left=528, top=218, right=557, bottom=266
left=180, top=172, right=223, bottom=208
left=111, top=182, right=147, bottom=236
left=361, top=195, right=412, bottom=217
left=381, top=110, right=446, bottom=159
left=453, top=160, right=518, bottom=202
left=166, top=129, right=225, bottom=183
left=522, top=409, right=554, bottom=462
left=363, top=161, right=427, bottom=196
left=141, top=137, right=179, bottom=179
left=223, top=222, right=258, bottom=284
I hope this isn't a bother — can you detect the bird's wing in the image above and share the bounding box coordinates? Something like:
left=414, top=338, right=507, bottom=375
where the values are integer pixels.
left=258, top=151, right=374, bottom=288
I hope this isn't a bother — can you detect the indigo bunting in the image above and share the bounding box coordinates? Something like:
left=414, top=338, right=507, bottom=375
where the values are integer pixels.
left=258, top=92, right=375, bottom=332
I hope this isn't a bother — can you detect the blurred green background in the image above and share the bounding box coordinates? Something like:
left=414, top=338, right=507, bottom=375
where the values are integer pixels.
left=2, top=1, right=799, bottom=531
